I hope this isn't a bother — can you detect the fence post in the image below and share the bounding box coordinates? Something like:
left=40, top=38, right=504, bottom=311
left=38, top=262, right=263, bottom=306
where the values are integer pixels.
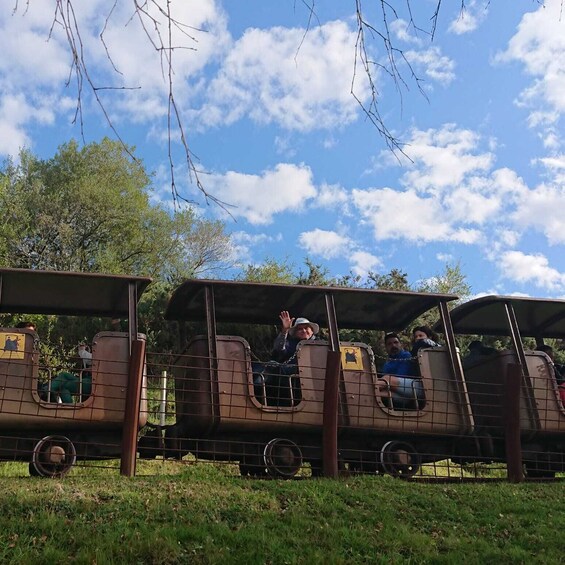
left=159, top=370, right=168, bottom=427
left=322, top=350, right=341, bottom=478
left=504, top=362, right=524, bottom=483
left=120, top=339, right=146, bottom=477
left=158, top=370, right=167, bottom=452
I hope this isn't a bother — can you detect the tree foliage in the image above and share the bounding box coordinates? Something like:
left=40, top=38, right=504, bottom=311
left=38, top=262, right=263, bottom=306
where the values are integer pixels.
left=236, top=257, right=296, bottom=284
left=0, top=138, right=235, bottom=354
left=417, top=262, right=471, bottom=301
left=0, top=138, right=233, bottom=282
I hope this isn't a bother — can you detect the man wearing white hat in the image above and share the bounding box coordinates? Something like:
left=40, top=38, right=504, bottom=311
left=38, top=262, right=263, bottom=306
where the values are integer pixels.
left=272, top=311, right=319, bottom=364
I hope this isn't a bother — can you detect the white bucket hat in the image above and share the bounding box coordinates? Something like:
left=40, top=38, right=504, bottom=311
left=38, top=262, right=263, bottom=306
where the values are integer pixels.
left=289, top=317, right=319, bottom=336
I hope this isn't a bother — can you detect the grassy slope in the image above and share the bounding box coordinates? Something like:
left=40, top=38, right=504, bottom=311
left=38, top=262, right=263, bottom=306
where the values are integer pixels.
left=0, top=462, right=563, bottom=564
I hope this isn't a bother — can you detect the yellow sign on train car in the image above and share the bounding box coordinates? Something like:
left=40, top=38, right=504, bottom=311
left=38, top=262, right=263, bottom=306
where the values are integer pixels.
left=0, top=332, right=25, bottom=360
left=340, top=346, right=363, bottom=371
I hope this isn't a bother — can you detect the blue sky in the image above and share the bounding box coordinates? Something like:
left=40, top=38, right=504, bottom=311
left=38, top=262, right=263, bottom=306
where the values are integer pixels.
left=1, top=1, right=564, bottom=297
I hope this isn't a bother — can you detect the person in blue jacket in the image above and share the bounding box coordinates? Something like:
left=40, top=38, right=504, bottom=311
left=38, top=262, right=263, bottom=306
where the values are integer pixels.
left=380, top=331, right=427, bottom=410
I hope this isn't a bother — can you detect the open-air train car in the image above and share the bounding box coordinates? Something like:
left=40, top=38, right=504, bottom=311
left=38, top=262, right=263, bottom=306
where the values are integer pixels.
left=447, top=295, right=565, bottom=477
left=0, top=268, right=151, bottom=477
left=160, top=280, right=476, bottom=478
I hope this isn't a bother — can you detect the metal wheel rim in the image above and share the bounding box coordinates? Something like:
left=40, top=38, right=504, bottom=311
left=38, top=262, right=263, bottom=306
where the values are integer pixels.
left=32, top=435, right=76, bottom=478
left=380, top=441, right=420, bottom=478
left=263, top=438, right=303, bottom=478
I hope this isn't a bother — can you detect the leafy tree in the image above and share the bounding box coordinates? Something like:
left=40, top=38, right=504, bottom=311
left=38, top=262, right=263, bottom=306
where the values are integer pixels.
left=236, top=257, right=296, bottom=284
left=0, top=139, right=233, bottom=281
left=0, top=139, right=235, bottom=353
left=416, top=262, right=471, bottom=301
left=368, top=269, right=411, bottom=291
left=296, top=258, right=334, bottom=286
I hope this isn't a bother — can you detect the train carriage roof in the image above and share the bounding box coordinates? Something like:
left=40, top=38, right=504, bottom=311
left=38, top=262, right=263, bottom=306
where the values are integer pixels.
left=165, top=279, right=458, bottom=331
left=0, top=268, right=151, bottom=317
left=447, top=295, right=565, bottom=338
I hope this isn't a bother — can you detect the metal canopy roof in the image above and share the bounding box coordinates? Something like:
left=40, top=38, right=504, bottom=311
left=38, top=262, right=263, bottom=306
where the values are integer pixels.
left=0, top=268, right=151, bottom=317
left=165, top=279, right=458, bottom=331
left=447, top=295, right=565, bottom=338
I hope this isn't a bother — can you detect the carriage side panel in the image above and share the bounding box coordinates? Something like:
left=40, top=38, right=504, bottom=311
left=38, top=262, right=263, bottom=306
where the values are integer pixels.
left=525, top=351, right=565, bottom=434
left=463, top=350, right=537, bottom=437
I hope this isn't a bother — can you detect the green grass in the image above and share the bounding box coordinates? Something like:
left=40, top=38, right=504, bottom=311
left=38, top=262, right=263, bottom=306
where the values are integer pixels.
left=0, top=461, right=563, bottom=564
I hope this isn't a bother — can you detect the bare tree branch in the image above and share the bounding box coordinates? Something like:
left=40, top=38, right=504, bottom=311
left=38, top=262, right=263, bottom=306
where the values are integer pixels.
left=17, top=1, right=547, bottom=208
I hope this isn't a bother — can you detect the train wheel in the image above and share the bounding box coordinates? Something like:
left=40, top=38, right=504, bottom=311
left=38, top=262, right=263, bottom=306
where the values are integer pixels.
left=380, top=441, right=420, bottom=478
left=30, top=435, right=77, bottom=478
left=263, top=438, right=303, bottom=479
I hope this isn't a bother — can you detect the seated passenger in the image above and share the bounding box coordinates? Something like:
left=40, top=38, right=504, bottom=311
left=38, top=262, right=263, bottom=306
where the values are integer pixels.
left=253, top=312, right=319, bottom=407
left=411, top=325, right=440, bottom=357
left=78, top=342, right=93, bottom=375
left=463, top=340, right=497, bottom=369
left=16, top=321, right=36, bottom=331
left=271, top=311, right=319, bottom=364
left=379, top=332, right=425, bottom=410
left=49, top=343, right=93, bottom=403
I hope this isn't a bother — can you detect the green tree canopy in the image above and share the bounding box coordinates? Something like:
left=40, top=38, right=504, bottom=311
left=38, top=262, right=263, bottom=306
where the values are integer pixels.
left=0, top=138, right=233, bottom=282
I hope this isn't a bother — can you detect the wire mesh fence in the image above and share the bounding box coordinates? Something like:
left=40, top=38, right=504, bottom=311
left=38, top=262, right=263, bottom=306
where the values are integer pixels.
left=1, top=329, right=565, bottom=481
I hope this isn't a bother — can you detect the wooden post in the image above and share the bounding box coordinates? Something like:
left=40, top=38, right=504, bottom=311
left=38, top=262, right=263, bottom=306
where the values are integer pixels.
left=504, top=363, right=524, bottom=483
left=120, top=339, right=146, bottom=477
left=158, top=370, right=168, bottom=452
left=322, top=350, right=341, bottom=478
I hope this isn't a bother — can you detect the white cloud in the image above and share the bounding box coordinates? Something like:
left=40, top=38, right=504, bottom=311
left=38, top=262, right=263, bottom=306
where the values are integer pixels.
left=389, top=19, right=423, bottom=46
left=495, top=0, right=565, bottom=144
left=399, top=124, right=494, bottom=194
left=448, top=1, right=489, bottom=35
left=0, top=0, right=231, bottom=155
left=197, top=20, right=367, bottom=131
left=443, top=187, right=500, bottom=224
left=405, top=47, right=456, bottom=86
left=499, top=251, right=565, bottom=291
left=350, top=251, right=382, bottom=277
left=489, top=167, right=529, bottom=198
left=0, top=92, right=74, bottom=155
left=229, top=231, right=283, bottom=263
left=0, top=5, right=72, bottom=88
left=436, top=253, right=454, bottom=263
left=351, top=186, right=482, bottom=244
left=498, top=230, right=521, bottom=248
left=353, top=124, right=531, bottom=247
left=204, top=163, right=317, bottom=225
left=512, top=183, right=565, bottom=245
left=535, top=154, right=565, bottom=184
left=312, top=183, right=350, bottom=210
left=298, top=229, right=351, bottom=259
left=94, top=1, right=231, bottom=124
left=0, top=4, right=81, bottom=155
left=274, top=135, right=297, bottom=157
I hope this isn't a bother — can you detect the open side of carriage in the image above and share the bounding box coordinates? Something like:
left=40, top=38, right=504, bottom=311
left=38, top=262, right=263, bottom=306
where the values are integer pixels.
left=447, top=295, right=565, bottom=477
left=0, top=268, right=151, bottom=477
left=158, top=279, right=476, bottom=478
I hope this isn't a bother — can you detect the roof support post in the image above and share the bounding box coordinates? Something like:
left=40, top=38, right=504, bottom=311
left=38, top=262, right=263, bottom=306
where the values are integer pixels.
left=504, top=302, right=540, bottom=432
left=438, top=300, right=474, bottom=433
left=322, top=292, right=340, bottom=478
left=205, top=285, right=220, bottom=429
left=127, top=281, right=138, bottom=354
left=120, top=338, right=146, bottom=477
